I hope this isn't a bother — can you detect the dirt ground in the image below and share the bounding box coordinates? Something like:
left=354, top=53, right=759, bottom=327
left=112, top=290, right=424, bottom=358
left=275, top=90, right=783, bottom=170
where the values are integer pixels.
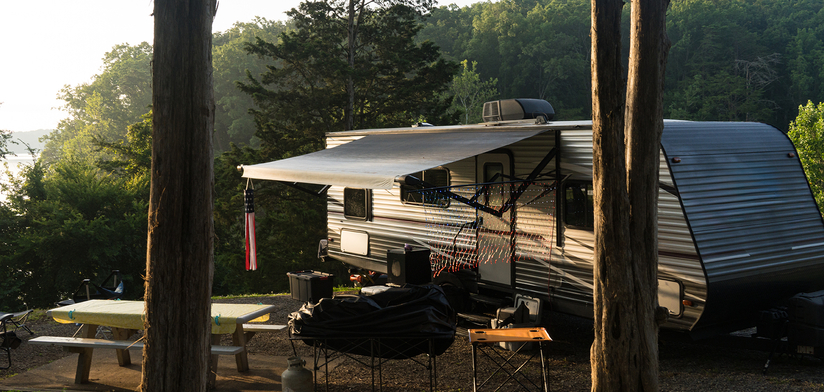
left=2, top=293, right=823, bottom=391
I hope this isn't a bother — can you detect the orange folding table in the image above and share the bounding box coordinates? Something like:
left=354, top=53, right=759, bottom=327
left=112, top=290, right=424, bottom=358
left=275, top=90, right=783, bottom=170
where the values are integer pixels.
left=468, top=327, right=551, bottom=392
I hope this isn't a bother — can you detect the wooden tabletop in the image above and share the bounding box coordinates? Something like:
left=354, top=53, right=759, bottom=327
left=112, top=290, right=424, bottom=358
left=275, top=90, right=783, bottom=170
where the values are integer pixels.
left=467, top=327, right=552, bottom=344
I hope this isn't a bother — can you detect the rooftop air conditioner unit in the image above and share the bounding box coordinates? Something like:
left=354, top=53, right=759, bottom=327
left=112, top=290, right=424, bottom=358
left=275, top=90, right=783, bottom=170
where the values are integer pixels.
left=483, top=98, right=555, bottom=123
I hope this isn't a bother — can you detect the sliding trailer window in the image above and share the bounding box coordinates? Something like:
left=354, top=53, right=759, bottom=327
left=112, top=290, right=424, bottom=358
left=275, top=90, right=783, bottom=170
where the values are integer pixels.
left=563, top=181, right=593, bottom=230
left=400, top=168, right=450, bottom=208
left=343, top=187, right=372, bottom=220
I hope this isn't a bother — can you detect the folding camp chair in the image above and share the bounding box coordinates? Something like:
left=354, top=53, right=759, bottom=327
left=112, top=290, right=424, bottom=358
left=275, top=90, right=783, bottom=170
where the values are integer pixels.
left=57, top=270, right=124, bottom=306
left=1, top=309, right=32, bottom=370
left=0, top=310, right=33, bottom=336
left=56, top=270, right=125, bottom=340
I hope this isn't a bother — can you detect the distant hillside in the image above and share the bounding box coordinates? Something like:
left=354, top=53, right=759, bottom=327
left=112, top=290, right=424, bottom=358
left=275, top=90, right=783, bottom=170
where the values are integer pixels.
left=8, top=129, right=50, bottom=154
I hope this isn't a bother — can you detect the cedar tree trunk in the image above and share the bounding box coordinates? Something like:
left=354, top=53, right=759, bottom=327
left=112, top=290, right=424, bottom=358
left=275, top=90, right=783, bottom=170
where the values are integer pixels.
left=590, top=0, right=670, bottom=390
left=623, top=0, right=671, bottom=390
left=346, top=0, right=358, bottom=131
left=141, top=1, right=217, bottom=391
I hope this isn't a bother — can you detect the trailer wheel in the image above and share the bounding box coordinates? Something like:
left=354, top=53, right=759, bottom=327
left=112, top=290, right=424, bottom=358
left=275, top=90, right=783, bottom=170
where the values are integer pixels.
left=434, top=273, right=471, bottom=314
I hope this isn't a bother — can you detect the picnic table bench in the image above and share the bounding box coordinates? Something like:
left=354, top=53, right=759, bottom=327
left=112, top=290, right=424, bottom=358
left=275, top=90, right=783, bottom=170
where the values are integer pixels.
left=33, top=300, right=284, bottom=388
left=30, top=335, right=244, bottom=354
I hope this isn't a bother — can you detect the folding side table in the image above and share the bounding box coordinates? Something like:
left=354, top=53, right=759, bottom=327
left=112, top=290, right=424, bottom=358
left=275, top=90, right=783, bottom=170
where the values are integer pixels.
left=468, top=327, right=551, bottom=392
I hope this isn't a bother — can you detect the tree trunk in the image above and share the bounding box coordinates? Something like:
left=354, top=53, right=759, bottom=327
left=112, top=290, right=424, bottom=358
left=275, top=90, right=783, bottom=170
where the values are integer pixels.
left=623, top=1, right=671, bottom=390
left=141, top=1, right=216, bottom=391
left=346, top=0, right=358, bottom=131
left=590, top=0, right=669, bottom=390
left=590, top=0, right=632, bottom=390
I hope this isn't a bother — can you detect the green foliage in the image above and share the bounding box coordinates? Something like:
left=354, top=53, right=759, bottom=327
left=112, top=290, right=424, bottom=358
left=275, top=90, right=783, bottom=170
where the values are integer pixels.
left=93, top=111, right=153, bottom=179
left=661, top=0, right=824, bottom=125
left=420, top=0, right=824, bottom=125
left=420, top=0, right=591, bottom=120
left=0, top=158, right=149, bottom=309
left=0, top=130, right=11, bottom=160
left=42, top=20, right=296, bottom=165
left=0, top=103, right=15, bottom=159
left=448, top=60, right=498, bottom=124
left=0, top=110, right=152, bottom=309
left=789, top=101, right=824, bottom=213
left=239, top=0, right=458, bottom=137
left=213, top=18, right=294, bottom=152
left=44, top=43, right=153, bottom=165
left=213, top=146, right=347, bottom=296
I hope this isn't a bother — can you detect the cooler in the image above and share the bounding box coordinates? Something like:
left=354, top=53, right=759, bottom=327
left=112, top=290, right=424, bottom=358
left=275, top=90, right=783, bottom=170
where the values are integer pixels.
left=287, top=270, right=335, bottom=303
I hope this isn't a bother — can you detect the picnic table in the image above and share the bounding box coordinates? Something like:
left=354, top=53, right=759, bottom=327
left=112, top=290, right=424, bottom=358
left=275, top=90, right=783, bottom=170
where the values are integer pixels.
left=31, top=299, right=280, bottom=386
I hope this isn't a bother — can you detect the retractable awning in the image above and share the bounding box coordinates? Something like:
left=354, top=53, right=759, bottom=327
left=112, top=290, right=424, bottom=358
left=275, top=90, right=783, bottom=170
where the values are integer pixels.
left=240, top=129, right=548, bottom=189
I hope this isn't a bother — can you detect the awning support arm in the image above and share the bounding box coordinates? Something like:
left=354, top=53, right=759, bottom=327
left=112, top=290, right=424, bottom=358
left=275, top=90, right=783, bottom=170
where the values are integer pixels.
left=280, top=182, right=330, bottom=197
left=499, top=147, right=558, bottom=214
left=399, top=147, right=558, bottom=217
left=399, top=175, right=504, bottom=217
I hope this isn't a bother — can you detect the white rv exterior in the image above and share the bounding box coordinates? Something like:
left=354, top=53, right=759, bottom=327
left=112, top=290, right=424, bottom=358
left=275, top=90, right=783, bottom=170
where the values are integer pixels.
left=241, top=117, right=824, bottom=336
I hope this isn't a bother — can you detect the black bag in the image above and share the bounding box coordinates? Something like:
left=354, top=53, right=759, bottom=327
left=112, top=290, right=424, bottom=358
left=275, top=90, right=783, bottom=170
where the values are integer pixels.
left=289, top=284, right=456, bottom=358
left=1, top=331, right=21, bottom=349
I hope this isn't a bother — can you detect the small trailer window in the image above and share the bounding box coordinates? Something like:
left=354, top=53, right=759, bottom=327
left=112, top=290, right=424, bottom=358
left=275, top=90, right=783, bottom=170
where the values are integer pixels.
left=482, top=162, right=505, bottom=207
left=344, top=188, right=371, bottom=220
left=400, top=168, right=450, bottom=207
left=564, top=182, right=593, bottom=229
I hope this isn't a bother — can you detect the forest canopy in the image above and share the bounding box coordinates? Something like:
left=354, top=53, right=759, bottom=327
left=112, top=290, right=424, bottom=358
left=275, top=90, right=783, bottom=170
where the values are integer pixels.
left=420, top=0, right=824, bottom=127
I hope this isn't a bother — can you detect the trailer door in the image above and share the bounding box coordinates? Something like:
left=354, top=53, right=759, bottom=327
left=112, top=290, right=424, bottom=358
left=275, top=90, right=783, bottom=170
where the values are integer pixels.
left=477, top=152, right=514, bottom=287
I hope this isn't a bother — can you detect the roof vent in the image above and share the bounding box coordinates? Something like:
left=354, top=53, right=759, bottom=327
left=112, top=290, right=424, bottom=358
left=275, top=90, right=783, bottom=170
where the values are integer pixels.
left=483, top=99, right=555, bottom=123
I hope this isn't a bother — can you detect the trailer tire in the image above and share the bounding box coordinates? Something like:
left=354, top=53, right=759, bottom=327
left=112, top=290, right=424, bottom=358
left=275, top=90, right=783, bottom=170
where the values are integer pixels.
left=434, top=273, right=471, bottom=314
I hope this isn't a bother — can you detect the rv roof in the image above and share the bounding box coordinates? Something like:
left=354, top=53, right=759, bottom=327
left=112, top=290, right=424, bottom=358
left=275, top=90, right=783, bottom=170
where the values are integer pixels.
left=325, top=119, right=593, bottom=137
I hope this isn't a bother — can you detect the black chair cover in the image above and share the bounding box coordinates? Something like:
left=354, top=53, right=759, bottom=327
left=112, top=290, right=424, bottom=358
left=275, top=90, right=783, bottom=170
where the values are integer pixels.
left=289, top=284, right=456, bottom=358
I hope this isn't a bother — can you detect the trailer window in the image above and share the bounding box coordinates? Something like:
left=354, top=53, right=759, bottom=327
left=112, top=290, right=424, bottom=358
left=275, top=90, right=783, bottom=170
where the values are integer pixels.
left=483, top=162, right=505, bottom=207
left=564, top=182, right=593, bottom=229
left=400, top=168, right=450, bottom=207
left=344, top=188, right=371, bottom=220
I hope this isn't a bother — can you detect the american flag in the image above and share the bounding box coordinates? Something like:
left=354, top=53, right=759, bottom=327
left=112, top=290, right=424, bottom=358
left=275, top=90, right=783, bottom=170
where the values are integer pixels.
left=245, top=188, right=257, bottom=271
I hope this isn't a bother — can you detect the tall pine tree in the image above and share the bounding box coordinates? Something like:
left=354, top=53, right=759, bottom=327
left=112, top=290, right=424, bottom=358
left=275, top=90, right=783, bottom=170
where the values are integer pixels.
left=239, top=0, right=458, bottom=158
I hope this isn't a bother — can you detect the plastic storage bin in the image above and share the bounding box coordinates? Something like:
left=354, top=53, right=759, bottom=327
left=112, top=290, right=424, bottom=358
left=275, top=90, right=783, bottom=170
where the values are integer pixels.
left=287, top=270, right=335, bottom=303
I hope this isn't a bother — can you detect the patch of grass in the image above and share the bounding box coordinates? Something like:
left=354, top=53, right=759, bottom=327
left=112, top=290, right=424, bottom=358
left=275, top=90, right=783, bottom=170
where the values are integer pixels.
left=212, top=286, right=356, bottom=300
left=27, top=309, right=50, bottom=322
left=211, top=292, right=289, bottom=300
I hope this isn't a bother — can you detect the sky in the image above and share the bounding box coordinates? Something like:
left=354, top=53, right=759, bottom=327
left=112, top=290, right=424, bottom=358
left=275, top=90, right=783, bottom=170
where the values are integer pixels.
left=0, top=0, right=479, bottom=134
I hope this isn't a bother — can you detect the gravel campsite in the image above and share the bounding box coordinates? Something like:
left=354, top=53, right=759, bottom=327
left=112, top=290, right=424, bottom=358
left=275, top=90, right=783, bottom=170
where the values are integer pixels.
left=2, top=292, right=823, bottom=391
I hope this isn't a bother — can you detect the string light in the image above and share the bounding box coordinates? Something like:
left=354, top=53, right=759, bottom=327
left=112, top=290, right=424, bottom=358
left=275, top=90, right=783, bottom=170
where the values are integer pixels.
left=421, top=181, right=556, bottom=279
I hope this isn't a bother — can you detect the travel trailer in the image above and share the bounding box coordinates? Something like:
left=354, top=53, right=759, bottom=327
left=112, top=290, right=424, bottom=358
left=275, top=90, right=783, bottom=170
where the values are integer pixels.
left=239, top=99, right=824, bottom=338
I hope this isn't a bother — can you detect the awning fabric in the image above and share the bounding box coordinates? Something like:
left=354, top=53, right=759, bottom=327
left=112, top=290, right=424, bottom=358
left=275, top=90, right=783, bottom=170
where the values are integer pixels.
left=240, top=129, right=547, bottom=189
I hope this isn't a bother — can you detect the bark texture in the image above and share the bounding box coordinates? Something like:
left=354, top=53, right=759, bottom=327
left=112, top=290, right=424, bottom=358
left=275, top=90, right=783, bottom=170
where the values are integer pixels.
left=623, top=0, right=671, bottom=390
left=346, top=0, right=358, bottom=131
left=141, top=1, right=216, bottom=391
left=590, top=0, right=632, bottom=390
left=590, top=0, right=670, bottom=390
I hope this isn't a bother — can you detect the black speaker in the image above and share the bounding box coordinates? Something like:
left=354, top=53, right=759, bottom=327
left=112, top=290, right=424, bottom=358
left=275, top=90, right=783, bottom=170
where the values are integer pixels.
left=386, top=247, right=432, bottom=285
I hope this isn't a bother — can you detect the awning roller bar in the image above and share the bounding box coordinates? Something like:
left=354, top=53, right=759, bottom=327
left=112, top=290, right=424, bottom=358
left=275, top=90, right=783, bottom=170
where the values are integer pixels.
left=239, top=129, right=550, bottom=189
